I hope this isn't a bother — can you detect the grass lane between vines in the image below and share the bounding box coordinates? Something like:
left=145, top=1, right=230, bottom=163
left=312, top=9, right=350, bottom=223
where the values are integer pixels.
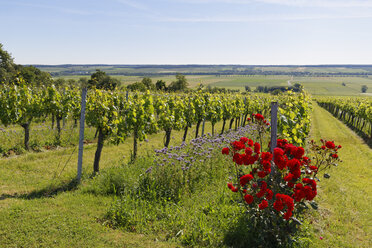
left=308, top=103, right=372, bottom=248
left=0, top=121, right=226, bottom=247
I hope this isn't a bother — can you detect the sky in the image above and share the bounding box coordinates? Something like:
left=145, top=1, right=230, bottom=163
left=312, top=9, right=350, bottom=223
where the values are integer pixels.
left=1, top=0, right=372, bottom=65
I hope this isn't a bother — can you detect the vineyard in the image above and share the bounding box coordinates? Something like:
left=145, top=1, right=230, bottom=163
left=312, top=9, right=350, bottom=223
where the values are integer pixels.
left=2, top=0, right=372, bottom=246
left=0, top=82, right=311, bottom=167
left=316, top=96, right=372, bottom=139
left=0, top=82, right=371, bottom=247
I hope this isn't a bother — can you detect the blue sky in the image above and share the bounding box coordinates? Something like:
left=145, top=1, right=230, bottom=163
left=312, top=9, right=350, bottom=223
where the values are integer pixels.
left=1, top=0, right=372, bottom=64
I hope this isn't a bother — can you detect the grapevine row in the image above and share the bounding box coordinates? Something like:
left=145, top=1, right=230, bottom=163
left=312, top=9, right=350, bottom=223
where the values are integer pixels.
left=316, top=96, right=372, bottom=138
left=0, top=81, right=312, bottom=172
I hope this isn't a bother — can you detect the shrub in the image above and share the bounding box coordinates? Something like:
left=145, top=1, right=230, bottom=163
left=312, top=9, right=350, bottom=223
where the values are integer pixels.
left=222, top=114, right=341, bottom=246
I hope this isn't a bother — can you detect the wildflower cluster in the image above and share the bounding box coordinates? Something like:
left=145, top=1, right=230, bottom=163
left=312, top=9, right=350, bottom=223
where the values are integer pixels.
left=153, top=124, right=257, bottom=172
left=223, top=116, right=341, bottom=221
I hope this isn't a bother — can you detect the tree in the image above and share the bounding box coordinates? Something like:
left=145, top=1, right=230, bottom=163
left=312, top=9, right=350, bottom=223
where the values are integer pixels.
left=18, top=65, right=53, bottom=86
left=361, top=85, right=368, bottom=93
left=0, top=43, right=17, bottom=84
left=168, top=73, right=188, bottom=91
left=141, top=77, right=155, bottom=90
left=155, top=80, right=167, bottom=91
left=88, top=69, right=119, bottom=90
left=54, top=78, right=66, bottom=88
left=245, top=85, right=251, bottom=92
left=127, top=81, right=147, bottom=92
left=0, top=44, right=52, bottom=86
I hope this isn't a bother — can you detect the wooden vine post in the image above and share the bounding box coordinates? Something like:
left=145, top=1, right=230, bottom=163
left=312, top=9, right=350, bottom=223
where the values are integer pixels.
left=77, top=87, right=87, bottom=182
left=270, top=101, right=278, bottom=176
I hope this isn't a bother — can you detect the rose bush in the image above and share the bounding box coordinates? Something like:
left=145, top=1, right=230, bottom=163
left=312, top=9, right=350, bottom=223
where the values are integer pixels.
left=222, top=114, right=341, bottom=245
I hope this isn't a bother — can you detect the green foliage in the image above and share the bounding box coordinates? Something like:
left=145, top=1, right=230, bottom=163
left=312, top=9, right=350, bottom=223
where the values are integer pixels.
left=361, top=85, right=368, bottom=93
left=168, top=73, right=188, bottom=91
left=0, top=43, right=17, bottom=84
left=0, top=80, right=44, bottom=149
left=86, top=89, right=119, bottom=135
left=0, top=43, right=52, bottom=86
left=316, top=96, right=372, bottom=137
left=141, top=77, right=155, bottom=90
left=18, top=65, right=53, bottom=86
left=88, top=69, right=119, bottom=90
left=155, top=80, right=167, bottom=91
left=278, top=91, right=312, bottom=145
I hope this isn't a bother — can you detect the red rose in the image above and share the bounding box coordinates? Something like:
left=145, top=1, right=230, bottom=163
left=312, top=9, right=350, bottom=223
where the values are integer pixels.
left=245, top=147, right=253, bottom=156
left=257, top=171, right=267, bottom=178
left=240, top=137, right=249, bottom=143
left=261, top=152, right=273, bottom=161
left=283, top=211, right=292, bottom=220
left=232, top=141, right=245, bottom=151
left=266, top=189, right=273, bottom=200
left=293, top=147, right=305, bottom=159
left=262, top=160, right=271, bottom=170
left=233, top=153, right=243, bottom=165
left=283, top=173, right=294, bottom=182
left=254, top=142, right=261, bottom=154
left=274, top=147, right=284, bottom=157
left=240, top=174, right=254, bottom=186
left=222, top=147, right=229, bottom=155
left=256, top=190, right=265, bottom=198
left=273, top=199, right=284, bottom=211
left=325, top=141, right=335, bottom=149
left=244, top=194, right=254, bottom=204
left=254, top=113, right=264, bottom=121
left=259, top=199, right=268, bottom=209
left=260, top=181, right=267, bottom=190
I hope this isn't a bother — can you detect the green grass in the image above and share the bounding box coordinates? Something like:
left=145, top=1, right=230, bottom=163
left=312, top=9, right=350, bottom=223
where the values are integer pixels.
left=0, top=103, right=371, bottom=247
left=55, top=73, right=372, bottom=96
left=1, top=122, right=226, bottom=247
left=0, top=119, right=97, bottom=156
left=307, top=103, right=372, bottom=247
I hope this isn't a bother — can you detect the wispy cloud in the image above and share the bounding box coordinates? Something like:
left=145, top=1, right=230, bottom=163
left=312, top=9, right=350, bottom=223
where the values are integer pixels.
left=163, top=12, right=372, bottom=23
left=114, top=0, right=163, bottom=19
left=115, top=0, right=150, bottom=11
left=2, top=0, right=93, bottom=15
left=257, top=0, right=372, bottom=8
left=175, top=0, right=372, bottom=8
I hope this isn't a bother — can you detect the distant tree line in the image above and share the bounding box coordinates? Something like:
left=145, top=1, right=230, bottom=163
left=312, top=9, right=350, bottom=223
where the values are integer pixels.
left=1, top=43, right=53, bottom=86
left=255, top=83, right=303, bottom=94
left=49, top=70, right=372, bottom=78
left=0, top=43, right=120, bottom=90
left=126, top=73, right=189, bottom=92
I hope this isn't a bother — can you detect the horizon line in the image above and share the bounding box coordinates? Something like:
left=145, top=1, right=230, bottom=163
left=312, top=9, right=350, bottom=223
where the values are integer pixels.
left=28, top=63, right=372, bottom=67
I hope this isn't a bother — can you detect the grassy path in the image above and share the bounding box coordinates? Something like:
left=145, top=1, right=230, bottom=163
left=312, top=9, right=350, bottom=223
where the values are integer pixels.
left=1, top=104, right=371, bottom=247
left=308, top=103, right=372, bottom=247
left=0, top=121, right=225, bottom=247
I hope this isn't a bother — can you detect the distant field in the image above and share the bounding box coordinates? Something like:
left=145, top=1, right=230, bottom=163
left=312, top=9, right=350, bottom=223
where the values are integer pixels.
left=292, top=76, right=372, bottom=96
left=37, top=64, right=372, bottom=76
left=206, top=75, right=372, bottom=96
left=55, top=74, right=372, bottom=96
left=45, top=64, right=372, bottom=96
